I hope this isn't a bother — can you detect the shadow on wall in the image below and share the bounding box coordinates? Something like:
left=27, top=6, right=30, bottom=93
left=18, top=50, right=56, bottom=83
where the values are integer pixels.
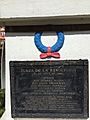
left=0, top=42, right=5, bottom=118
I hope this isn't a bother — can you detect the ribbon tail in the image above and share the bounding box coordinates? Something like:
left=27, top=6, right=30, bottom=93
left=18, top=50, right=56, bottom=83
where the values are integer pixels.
left=52, top=52, right=60, bottom=58
left=40, top=53, right=48, bottom=59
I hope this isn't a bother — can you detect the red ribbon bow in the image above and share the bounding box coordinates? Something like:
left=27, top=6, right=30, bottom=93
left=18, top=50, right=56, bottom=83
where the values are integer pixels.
left=40, top=47, right=60, bottom=59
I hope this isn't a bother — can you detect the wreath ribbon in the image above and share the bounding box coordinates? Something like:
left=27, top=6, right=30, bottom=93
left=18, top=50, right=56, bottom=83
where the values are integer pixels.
left=40, top=47, right=60, bottom=59
left=34, top=32, right=64, bottom=59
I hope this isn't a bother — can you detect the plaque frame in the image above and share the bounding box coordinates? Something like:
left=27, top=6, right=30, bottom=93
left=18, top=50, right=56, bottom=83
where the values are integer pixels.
left=10, top=60, right=89, bottom=118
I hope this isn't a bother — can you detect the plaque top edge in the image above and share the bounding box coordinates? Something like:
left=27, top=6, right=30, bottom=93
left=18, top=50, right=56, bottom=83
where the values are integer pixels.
left=9, top=59, right=88, bottom=66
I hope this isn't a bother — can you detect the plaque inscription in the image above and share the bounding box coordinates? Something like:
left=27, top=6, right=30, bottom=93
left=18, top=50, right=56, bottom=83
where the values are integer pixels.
left=10, top=60, right=89, bottom=118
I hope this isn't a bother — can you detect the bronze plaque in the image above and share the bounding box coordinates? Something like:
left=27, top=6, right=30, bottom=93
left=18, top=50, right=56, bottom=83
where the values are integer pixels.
left=10, top=60, right=89, bottom=118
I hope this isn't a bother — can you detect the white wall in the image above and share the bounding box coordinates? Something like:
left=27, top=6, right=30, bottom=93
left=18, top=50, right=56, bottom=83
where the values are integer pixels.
left=4, top=31, right=90, bottom=120
left=0, top=0, right=90, bottom=120
left=0, top=0, right=90, bottom=18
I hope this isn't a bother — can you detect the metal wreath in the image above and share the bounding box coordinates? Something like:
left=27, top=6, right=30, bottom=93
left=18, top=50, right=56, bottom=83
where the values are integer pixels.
left=34, top=32, right=64, bottom=59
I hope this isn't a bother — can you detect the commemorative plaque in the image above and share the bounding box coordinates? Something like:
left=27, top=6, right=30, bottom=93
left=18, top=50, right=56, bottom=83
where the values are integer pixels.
left=10, top=60, right=89, bottom=118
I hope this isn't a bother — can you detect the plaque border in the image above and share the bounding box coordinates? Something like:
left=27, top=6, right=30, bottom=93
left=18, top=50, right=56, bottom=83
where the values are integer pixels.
left=9, top=60, right=89, bottom=118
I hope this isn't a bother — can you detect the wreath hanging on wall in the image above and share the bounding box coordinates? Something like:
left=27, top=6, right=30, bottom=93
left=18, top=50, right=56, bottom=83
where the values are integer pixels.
left=34, top=32, right=64, bottom=59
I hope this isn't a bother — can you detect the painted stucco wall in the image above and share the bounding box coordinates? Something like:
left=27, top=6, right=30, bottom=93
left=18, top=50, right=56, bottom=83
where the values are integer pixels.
left=0, top=0, right=90, bottom=18
left=0, top=0, right=90, bottom=120
left=4, top=31, right=90, bottom=120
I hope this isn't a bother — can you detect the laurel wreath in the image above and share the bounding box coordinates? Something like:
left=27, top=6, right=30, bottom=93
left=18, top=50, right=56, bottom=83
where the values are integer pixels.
left=34, top=32, right=64, bottom=53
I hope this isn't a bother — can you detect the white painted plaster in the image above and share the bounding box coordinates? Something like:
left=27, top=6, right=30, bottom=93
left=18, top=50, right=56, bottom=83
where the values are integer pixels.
left=0, top=0, right=90, bottom=18
left=4, top=32, right=90, bottom=120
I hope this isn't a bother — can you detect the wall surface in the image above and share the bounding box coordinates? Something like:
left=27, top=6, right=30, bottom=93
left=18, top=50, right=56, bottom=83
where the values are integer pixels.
left=0, top=0, right=90, bottom=120
left=0, top=0, right=90, bottom=18
left=4, top=31, right=90, bottom=120
left=0, top=0, right=90, bottom=26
